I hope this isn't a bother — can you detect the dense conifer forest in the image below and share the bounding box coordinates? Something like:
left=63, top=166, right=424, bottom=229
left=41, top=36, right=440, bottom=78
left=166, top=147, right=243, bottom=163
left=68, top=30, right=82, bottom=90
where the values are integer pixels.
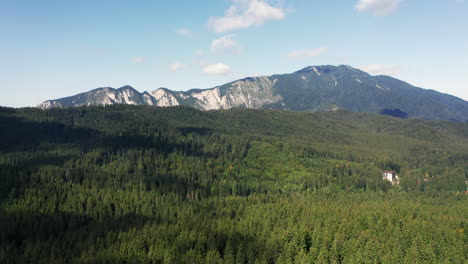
left=0, top=105, right=467, bottom=263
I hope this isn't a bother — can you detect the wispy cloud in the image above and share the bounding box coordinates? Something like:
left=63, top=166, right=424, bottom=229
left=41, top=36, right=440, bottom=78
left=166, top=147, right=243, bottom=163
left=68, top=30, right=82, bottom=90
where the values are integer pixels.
left=203, top=63, right=231, bottom=75
left=195, top=49, right=204, bottom=56
left=358, top=64, right=401, bottom=76
left=355, top=0, right=400, bottom=16
left=131, top=57, right=145, bottom=63
left=208, top=0, right=285, bottom=33
left=168, top=62, right=187, bottom=72
left=287, top=47, right=329, bottom=59
left=211, top=35, right=242, bottom=54
left=176, top=28, right=192, bottom=37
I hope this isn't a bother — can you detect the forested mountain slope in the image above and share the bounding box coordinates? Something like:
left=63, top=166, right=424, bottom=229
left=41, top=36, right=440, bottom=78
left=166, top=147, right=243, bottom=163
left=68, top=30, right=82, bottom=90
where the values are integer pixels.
left=38, top=65, right=468, bottom=121
left=0, top=106, right=467, bottom=263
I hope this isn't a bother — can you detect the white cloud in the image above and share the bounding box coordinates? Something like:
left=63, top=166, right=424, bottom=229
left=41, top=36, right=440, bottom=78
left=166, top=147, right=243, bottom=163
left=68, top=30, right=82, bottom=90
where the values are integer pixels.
left=210, top=35, right=242, bottom=54
left=208, top=0, right=285, bottom=33
left=287, top=47, right=329, bottom=59
left=176, top=28, right=192, bottom=37
left=355, top=0, right=400, bottom=16
left=131, top=57, right=144, bottom=63
left=358, top=64, right=401, bottom=76
left=168, top=62, right=187, bottom=72
left=203, top=63, right=231, bottom=75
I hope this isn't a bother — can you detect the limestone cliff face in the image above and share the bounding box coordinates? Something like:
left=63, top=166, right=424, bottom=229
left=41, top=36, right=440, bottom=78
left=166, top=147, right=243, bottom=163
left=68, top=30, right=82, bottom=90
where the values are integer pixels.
left=38, top=77, right=282, bottom=111
left=38, top=86, right=146, bottom=108
left=149, top=89, right=181, bottom=107
left=185, top=76, right=281, bottom=110
left=38, top=100, right=63, bottom=109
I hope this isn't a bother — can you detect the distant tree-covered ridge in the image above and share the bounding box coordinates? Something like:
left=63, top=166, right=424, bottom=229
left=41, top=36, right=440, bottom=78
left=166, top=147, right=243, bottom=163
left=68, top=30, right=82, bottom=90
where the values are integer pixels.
left=0, top=105, right=466, bottom=263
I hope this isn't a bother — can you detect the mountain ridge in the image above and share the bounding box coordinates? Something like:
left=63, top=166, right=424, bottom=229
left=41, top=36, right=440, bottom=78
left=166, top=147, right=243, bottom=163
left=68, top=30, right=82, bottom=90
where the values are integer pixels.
left=38, top=65, right=468, bottom=121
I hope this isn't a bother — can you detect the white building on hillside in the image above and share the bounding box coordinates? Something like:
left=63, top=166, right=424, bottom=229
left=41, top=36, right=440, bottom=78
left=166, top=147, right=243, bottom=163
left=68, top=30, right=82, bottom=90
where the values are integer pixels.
left=382, top=171, right=399, bottom=185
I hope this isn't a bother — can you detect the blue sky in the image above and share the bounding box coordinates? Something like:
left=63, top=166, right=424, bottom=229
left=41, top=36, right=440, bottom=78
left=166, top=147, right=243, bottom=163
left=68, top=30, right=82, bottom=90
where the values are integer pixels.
left=1, top=0, right=467, bottom=107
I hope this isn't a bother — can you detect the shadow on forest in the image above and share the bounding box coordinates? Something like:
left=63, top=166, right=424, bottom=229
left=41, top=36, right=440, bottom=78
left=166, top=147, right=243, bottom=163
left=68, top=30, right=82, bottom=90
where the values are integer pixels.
left=0, top=115, right=97, bottom=153
left=1, top=211, right=153, bottom=243
left=176, top=126, right=213, bottom=136
left=0, top=208, right=267, bottom=263
left=15, top=154, right=78, bottom=169
left=0, top=115, right=219, bottom=199
left=0, top=115, right=216, bottom=157
left=1, top=210, right=151, bottom=260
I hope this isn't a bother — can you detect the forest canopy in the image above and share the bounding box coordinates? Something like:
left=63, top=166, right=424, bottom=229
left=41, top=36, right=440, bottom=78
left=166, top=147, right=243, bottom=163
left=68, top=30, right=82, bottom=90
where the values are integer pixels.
left=0, top=105, right=466, bottom=263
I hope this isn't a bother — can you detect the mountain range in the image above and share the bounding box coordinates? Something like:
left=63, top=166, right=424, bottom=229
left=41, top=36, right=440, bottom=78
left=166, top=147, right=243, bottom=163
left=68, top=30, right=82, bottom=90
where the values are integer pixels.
left=38, top=65, right=468, bottom=121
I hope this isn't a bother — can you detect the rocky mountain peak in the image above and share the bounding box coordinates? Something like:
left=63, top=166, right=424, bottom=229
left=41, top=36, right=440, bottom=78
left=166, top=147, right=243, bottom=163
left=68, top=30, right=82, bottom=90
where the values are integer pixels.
left=37, top=65, right=468, bottom=121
